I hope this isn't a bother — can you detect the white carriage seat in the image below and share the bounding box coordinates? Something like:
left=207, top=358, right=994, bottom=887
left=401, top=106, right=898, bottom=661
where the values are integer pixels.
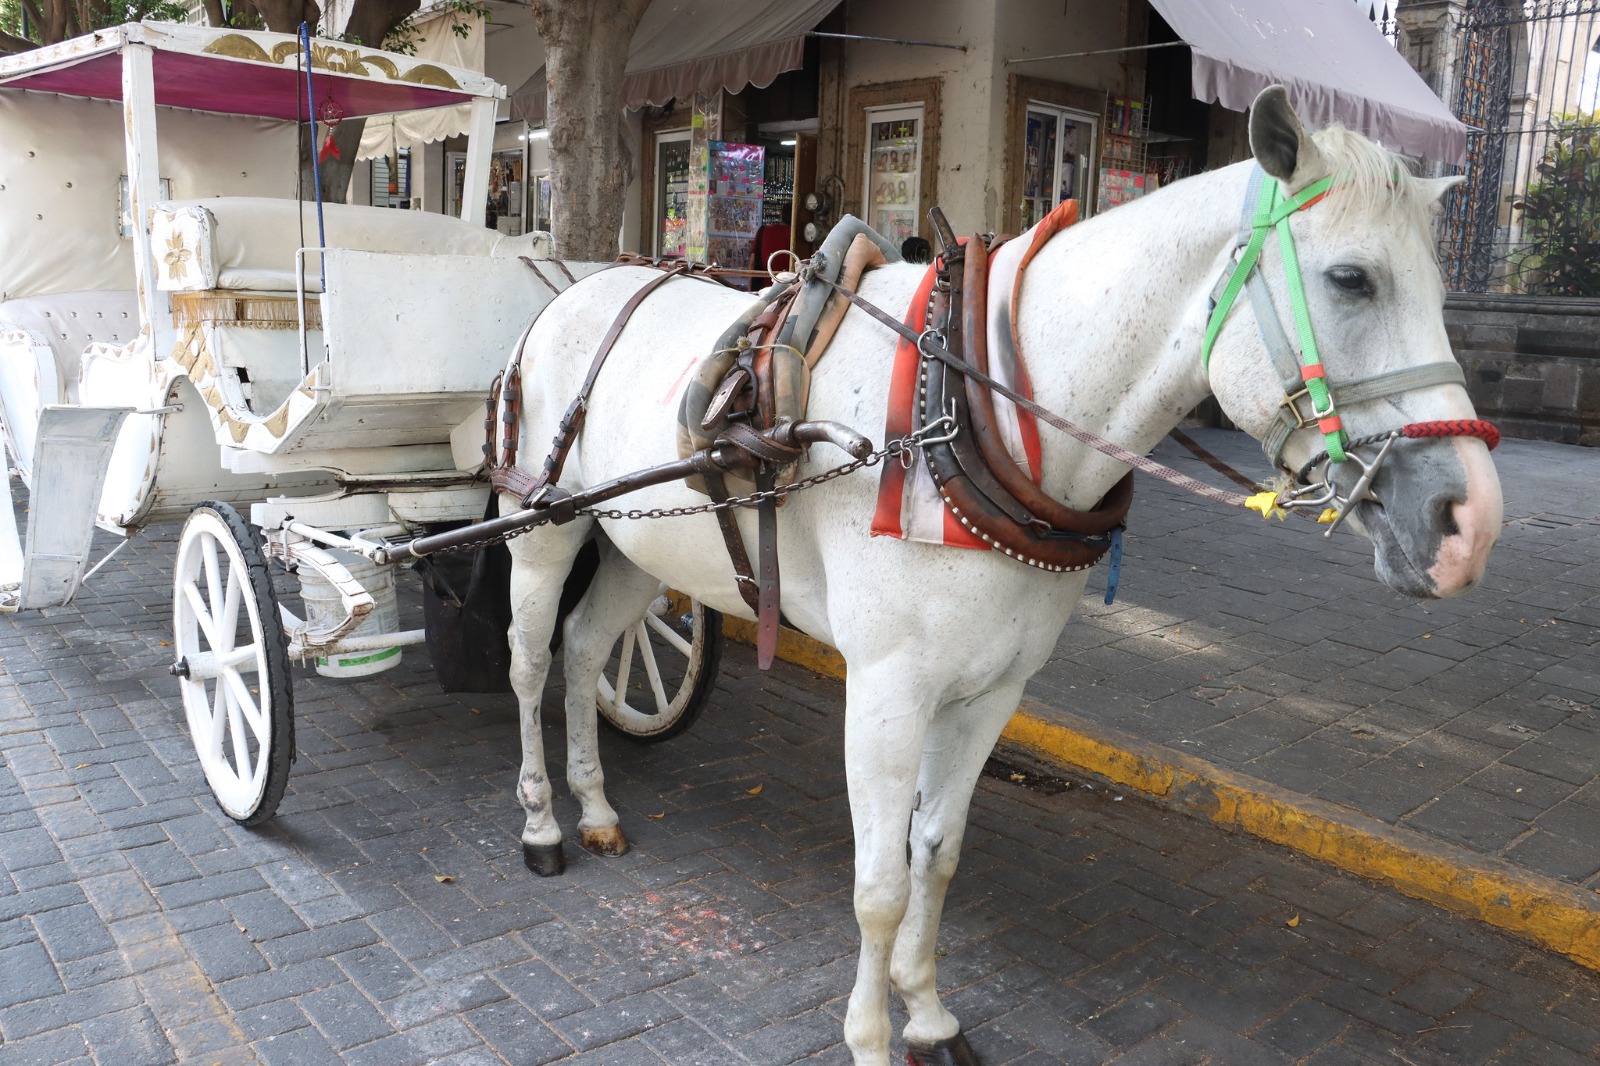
left=0, top=290, right=140, bottom=405
left=152, top=197, right=552, bottom=294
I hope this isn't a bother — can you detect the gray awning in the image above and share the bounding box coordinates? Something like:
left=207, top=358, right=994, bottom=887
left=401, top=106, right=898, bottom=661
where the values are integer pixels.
left=622, top=0, right=840, bottom=108
left=1148, top=0, right=1467, bottom=164
left=509, top=65, right=546, bottom=125
left=511, top=0, right=840, bottom=123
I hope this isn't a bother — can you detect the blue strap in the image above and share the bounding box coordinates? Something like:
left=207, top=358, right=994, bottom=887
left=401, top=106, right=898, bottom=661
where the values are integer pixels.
left=1103, top=526, right=1124, bottom=605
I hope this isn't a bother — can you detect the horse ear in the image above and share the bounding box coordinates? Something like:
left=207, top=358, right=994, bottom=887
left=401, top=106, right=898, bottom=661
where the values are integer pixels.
left=1415, top=174, right=1466, bottom=205
left=1249, top=85, right=1331, bottom=193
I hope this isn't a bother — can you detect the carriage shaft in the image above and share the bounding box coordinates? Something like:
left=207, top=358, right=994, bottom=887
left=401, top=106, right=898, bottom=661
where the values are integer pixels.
left=389, top=443, right=749, bottom=562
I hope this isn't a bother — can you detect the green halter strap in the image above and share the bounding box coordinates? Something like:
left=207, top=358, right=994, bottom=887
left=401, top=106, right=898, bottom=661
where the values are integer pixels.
left=1202, top=170, right=1346, bottom=463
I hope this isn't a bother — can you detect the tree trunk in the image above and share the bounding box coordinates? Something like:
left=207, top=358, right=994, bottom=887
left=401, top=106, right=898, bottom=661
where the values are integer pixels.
left=305, top=119, right=368, bottom=202
left=342, top=0, right=416, bottom=48
left=254, top=0, right=321, bottom=35
left=530, top=0, right=651, bottom=260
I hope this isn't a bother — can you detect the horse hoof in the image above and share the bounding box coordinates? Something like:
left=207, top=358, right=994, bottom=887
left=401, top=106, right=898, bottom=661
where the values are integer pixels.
left=522, top=841, right=566, bottom=876
left=580, top=825, right=629, bottom=857
left=907, top=1032, right=980, bottom=1066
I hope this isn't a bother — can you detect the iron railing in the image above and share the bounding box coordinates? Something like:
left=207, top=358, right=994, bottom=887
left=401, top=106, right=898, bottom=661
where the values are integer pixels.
left=1440, top=0, right=1600, bottom=295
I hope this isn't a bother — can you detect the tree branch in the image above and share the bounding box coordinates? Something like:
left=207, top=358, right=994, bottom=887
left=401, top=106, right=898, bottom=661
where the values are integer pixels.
left=0, top=28, right=37, bottom=54
left=201, top=0, right=228, bottom=26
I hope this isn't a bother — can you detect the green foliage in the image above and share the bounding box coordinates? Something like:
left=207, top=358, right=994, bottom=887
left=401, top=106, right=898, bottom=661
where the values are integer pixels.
left=0, top=0, right=36, bottom=43
left=374, top=0, right=489, bottom=54
left=0, top=0, right=191, bottom=45
left=93, top=0, right=193, bottom=25
left=1514, top=110, right=1600, bottom=298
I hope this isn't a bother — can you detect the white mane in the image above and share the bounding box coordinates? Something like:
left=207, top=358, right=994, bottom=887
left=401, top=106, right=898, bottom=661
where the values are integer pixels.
left=1311, top=124, right=1431, bottom=233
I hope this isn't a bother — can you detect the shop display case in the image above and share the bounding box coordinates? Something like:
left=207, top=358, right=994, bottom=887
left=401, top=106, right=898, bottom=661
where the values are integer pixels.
left=864, top=105, right=923, bottom=245
left=706, top=141, right=764, bottom=269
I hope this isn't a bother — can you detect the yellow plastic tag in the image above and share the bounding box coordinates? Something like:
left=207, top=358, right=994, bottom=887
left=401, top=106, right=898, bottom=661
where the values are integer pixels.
left=1318, top=508, right=1339, bottom=524
left=1245, top=492, right=1287, bottom=521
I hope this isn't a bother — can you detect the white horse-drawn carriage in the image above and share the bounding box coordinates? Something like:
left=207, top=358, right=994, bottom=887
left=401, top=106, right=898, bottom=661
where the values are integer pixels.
left=0, top=22, right=723, bottom=827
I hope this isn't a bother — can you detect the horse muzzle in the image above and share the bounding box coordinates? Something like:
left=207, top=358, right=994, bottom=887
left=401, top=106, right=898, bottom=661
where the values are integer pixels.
left=1282, top=424, right=1502, bottom=599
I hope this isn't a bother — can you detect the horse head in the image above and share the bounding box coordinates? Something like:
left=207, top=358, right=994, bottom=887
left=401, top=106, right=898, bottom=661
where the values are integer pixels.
left=1203, top=86, right=1502, bottom=599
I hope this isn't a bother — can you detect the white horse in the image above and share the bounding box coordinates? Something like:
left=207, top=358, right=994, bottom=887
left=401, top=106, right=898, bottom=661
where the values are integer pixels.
left=499, top=89, right=1501, bottom=1065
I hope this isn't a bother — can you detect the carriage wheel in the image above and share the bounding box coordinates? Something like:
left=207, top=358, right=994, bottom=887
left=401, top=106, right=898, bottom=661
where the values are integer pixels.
left=596, top=590, right=722, bottom=743
left=171, top=501, right=294, bottom=826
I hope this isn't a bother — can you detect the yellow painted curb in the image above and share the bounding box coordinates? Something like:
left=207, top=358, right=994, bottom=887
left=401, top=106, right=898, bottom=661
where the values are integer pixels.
left=731, top=619, right=1600, bottom=973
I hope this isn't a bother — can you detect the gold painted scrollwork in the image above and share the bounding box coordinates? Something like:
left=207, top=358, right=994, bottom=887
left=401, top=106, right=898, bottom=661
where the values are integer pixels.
left=400, top=63, right=461, bottom=89
left=203, top=35, right=273, bottom=62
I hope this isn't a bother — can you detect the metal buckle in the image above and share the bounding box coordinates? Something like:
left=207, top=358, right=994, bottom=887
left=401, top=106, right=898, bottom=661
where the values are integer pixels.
left=1280, top=387, right=1314, bottom=431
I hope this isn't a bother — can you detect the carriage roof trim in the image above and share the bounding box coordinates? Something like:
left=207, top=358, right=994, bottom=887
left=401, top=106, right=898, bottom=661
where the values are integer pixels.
left=0, top=22, right=501, bottom=121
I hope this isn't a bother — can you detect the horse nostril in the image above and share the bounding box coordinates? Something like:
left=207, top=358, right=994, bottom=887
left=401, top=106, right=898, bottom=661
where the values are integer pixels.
left=1439, top=499, right=1461, bottom=538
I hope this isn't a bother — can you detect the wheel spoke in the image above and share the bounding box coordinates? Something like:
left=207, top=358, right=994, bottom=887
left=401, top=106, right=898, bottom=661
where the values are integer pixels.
left=610, top=625, right=636, bottom=711
left=643, top=610, right=693, bottom=657
left=208, top=681, right=228, bottom=762
left=220, top=562, right=243, bottom=642
left=218, top=643, right=261, bottom=674
left=183, top=583, right=223, bottom=651
left=224, top=668, right=267, bottom=738
left=201, top=537, right=226, bottom=628
left=224, top=681, right=252, bottom=783
left=636, top=621, right=670, bottom=711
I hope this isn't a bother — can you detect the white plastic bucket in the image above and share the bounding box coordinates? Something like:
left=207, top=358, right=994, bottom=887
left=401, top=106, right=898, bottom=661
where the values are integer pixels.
left=299, top=548, right=402, bottom=678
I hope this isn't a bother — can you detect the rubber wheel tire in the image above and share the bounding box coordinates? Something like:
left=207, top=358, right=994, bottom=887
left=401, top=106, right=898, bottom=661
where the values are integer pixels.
left=172, top=501, right=294, bottom=826
left=596, top=593, right=723, bottom=743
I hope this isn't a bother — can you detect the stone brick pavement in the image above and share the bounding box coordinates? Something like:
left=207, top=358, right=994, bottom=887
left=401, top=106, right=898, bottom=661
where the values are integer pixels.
left=1031, top=431, right=1600, bottom=890
left=3, top=480, right=1600, bottom=1063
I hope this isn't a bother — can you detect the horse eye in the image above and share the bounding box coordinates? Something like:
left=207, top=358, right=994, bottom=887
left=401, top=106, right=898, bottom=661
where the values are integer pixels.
left=1327, top=266, right=1373, bottom=296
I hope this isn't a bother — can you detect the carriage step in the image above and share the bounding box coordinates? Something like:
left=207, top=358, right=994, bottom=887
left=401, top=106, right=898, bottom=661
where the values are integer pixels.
left=7, top=405, right=132, bottom=609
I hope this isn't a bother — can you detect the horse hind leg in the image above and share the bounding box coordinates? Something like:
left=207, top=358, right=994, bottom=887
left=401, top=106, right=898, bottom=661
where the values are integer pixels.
left=505, top=514, right=594, bottom=877
left=558, top=538, right=666, bottom=858
left=892, top=683, right=1026, bottom=1066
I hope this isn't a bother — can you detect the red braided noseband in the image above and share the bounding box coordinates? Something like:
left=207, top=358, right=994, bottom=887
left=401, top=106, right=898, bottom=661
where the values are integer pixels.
left=1295, top=418, right=1501, bottom=483
left=1402, top=419, right=1500, bottom=450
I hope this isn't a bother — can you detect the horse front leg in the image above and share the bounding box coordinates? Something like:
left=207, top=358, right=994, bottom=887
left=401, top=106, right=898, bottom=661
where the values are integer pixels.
left=892, top=683, right=1026, bottom=1066
left=842, top=661, right=936, bottom=1066
left=506, top=516, right=593, bottom=877
left=557, top=539, right=664, bottom=858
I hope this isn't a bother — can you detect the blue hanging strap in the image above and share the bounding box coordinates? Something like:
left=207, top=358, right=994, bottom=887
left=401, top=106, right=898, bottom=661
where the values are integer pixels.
left=300, top=23, right=327, bottom=291
left=1103, top=527, right=1124, bottom=605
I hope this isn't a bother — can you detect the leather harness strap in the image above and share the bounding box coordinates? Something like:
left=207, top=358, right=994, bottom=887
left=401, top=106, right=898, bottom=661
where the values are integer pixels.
left=871, top=217, right=1134, bottom=573
left=492, top=262, right=688, bottom=505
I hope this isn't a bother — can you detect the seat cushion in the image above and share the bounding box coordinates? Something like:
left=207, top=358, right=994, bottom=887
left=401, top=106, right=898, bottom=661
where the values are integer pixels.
left=0, top=290, right=140, bottom=403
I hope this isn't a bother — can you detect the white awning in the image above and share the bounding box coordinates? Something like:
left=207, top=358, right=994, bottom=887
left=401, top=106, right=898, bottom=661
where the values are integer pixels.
left=510, top=0, right=839, bottom=122
left=358, top=9, right=486, bottom=161
left=1148, top=0, right=1468, bottom=164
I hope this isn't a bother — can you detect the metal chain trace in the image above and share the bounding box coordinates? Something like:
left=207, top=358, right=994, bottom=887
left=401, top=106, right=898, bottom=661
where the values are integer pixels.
left=579, top=415, right=957, bottom=523
left=420, top=415, right=958, bottom=557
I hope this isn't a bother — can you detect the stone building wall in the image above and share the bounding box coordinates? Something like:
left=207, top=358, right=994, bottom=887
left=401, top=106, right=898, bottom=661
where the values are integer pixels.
left=1445, top=296, right=1600, bottom=446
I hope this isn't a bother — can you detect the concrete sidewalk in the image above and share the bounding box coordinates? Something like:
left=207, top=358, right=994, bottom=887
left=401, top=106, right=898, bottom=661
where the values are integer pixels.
left=1006, top=429, right=1600, bottom=964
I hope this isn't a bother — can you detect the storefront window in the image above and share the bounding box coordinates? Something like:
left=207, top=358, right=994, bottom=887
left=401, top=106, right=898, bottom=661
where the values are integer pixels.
left=370, top=149, right=410, bottom=208
left=1021, top=103, right=1098, bottom=229
left=655, top=130, right=691, bottom=258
